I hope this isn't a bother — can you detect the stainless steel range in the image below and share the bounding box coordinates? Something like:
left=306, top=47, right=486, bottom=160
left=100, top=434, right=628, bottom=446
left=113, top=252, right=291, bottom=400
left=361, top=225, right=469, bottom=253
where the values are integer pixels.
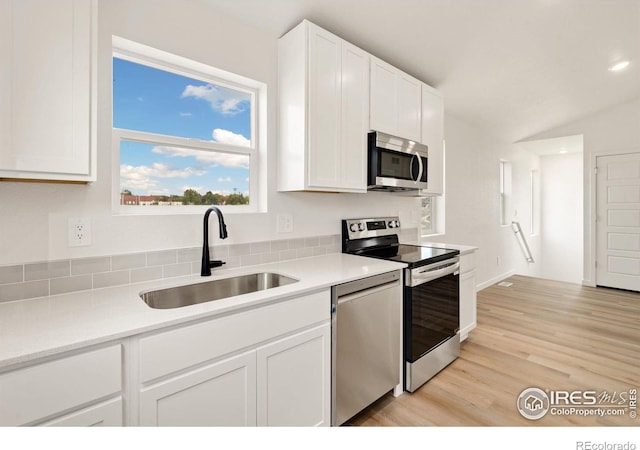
left=342, top=217, right=461, bottom=392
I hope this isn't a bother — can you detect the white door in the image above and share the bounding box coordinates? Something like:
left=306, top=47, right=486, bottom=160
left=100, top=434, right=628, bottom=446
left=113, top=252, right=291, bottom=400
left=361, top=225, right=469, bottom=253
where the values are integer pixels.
left=307, top=23, right=341, bottom=189
left=0, top=0, right=93, bottom=179
left=369, top=57, right=398, bottom=135
left=396, top=73, right=422, bottom=142
left=339, top=41, right=369, bottom=192
left=596, top=152, right=640, bottom=292
left=139, top=350, right=257, bottom=426
left=256, top=324, right=331, bottom=426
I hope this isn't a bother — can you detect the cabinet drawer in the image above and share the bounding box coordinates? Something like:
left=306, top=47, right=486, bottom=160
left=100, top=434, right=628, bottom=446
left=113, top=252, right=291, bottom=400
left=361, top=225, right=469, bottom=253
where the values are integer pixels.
left=139, top=290, right=330, bottom=383
left=39, top=397, right=123, bottom=427
left=0, top=345, right=122, bottom=426
left=460, top=251, right=477, bottom=273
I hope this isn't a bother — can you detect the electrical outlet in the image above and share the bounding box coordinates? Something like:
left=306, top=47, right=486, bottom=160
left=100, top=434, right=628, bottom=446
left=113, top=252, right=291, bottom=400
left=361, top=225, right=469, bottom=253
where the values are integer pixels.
left=68, top=217, right=91, bottom=247
left=276, top=214, right=293, bottom=233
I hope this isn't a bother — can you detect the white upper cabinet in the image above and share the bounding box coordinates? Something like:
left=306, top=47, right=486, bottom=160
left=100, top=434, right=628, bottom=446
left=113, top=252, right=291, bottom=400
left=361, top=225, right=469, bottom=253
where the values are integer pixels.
left=421, top=83, right=444, bottom=195
left=370, top=57, right=422, bottom=142
left=278, top=20, right=369, bottom=193
left=0, top=0, right=96, bottom=182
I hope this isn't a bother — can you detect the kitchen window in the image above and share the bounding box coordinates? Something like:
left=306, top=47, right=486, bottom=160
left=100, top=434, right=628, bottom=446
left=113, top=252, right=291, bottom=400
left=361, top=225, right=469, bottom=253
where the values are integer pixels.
left=112, top=37, right=265, bottom=213
left=421, top=197, right=434, bottom=235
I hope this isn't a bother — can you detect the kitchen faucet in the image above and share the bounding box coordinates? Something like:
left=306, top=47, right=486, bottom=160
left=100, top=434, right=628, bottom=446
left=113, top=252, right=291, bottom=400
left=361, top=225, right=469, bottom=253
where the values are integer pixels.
left=201, top=206, right=228, bottom=276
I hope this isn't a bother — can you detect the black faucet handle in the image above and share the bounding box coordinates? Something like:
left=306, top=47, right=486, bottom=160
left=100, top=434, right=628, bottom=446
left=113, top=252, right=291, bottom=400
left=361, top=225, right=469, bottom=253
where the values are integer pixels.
left=209, top=260, right=226, bottom=269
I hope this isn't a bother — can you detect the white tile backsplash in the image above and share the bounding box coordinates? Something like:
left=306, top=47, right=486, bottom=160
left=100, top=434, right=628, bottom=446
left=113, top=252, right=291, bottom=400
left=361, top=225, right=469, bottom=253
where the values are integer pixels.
left=0, top=230, right=402, bottom=303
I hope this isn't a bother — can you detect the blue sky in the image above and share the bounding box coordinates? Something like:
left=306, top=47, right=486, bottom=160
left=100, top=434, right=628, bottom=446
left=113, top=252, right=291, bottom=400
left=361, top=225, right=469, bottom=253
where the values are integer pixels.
left=113, top=57, right=251, bottom=198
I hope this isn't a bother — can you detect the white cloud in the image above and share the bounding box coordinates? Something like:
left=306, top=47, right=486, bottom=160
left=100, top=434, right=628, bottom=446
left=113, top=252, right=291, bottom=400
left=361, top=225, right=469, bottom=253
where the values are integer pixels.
left=151, top=143, right=249, bottom=168
left=181, top=84, right=250, bottom=116
left=120, top=163, right=207, bottom=194
left=217, top=176, right=232, bottom=183
left=212, top=129, right=250, bottom=148
left=179, top=112, right=192, bottom=117
left=121, top=162, right=206, bottom=180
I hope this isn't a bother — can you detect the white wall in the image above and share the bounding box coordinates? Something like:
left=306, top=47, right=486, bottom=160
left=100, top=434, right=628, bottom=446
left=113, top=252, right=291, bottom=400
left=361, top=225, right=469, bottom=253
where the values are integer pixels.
left=431, top=113, right=541, bottom=287
left=526, top=96, right=640, bottom=285
left=540, top=152, right=583, bottom=283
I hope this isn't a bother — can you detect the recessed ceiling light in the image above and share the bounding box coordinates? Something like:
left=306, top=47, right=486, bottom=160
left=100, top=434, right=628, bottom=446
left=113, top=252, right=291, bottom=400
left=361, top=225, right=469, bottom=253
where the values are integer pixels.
left=609, top=60, right=630, bottom=72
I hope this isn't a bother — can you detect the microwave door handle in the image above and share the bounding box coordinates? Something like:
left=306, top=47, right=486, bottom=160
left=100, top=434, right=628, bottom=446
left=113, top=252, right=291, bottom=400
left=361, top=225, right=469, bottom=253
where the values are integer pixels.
left=410, top=153, right=418, bottom=182
left=416, top=152, right=424, bottom=183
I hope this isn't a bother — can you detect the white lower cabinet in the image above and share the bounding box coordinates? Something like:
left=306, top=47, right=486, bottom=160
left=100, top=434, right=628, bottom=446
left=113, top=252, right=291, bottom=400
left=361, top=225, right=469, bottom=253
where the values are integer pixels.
left=459, top=250, right=478, bottom=341
left=0, top=290, right=332, bottom=427
left=140, top=350, right=257, bottom=426
left=137, top=290, right=331, bottom=427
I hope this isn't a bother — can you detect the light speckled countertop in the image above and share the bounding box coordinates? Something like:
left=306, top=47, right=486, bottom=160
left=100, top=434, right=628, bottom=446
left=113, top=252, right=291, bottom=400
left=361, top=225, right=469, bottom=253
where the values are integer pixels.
left=0, top=253, right=406, bottom=370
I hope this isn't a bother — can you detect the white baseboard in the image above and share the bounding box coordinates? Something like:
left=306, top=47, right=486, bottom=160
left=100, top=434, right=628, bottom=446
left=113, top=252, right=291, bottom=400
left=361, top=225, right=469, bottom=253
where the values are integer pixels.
left=476, top=270, right=516, bottom=291
left=582, top=279, right=596, bottom=287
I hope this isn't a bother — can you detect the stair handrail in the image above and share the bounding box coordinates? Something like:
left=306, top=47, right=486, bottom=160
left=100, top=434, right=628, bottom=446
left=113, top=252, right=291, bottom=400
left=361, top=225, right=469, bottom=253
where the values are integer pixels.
left=511, top=221, right=534, bottom=263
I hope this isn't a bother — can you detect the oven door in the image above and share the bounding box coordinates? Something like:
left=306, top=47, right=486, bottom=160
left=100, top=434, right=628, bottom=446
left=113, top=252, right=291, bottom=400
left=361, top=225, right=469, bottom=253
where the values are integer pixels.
left=404, top=258, right=460, bottom=364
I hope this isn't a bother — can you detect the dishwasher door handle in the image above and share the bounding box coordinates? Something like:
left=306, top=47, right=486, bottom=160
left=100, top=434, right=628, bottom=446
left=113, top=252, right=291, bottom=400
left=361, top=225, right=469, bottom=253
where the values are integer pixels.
left=337, top=280, right=400, bottom=305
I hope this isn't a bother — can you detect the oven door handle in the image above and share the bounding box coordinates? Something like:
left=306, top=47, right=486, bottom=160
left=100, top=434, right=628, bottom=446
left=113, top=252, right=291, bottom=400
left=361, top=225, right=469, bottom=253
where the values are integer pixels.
left=410, top=261, right=460, bottom=286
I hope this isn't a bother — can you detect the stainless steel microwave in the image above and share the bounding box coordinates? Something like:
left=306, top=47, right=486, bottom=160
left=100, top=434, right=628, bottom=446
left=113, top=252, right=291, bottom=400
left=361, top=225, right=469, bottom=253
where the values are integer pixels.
left=367, top=131, right=428, bottom=191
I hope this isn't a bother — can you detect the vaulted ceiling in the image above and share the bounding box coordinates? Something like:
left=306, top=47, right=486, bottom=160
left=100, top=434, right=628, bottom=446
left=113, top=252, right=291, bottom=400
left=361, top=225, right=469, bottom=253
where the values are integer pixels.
left=201, top=0, right=639, bottom=143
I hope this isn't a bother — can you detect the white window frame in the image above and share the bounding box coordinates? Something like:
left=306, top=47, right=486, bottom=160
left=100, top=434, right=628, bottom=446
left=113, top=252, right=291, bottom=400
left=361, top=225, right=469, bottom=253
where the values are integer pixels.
left=111, top=36, right=264, bottom=215
left=499, top=160, right=511, bottom=226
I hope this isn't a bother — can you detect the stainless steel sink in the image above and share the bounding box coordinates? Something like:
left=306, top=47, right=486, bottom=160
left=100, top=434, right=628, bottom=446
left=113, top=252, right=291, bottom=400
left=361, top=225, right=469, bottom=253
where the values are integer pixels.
left=140, top=272, right=299, bottom=309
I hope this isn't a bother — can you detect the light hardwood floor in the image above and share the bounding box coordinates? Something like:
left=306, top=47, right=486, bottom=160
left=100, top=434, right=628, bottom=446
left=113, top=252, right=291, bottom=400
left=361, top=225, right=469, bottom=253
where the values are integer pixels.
left=348, top=275, right=640, bottom=426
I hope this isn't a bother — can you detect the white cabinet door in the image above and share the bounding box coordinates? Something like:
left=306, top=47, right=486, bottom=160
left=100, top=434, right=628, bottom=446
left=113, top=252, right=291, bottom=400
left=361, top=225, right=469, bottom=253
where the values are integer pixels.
left=40, top=398, right=123, bottom=427
left=421, top=84, right=444, bottom=195
left=278, top=20, right=368, bottom=193
left=256, top=324, right=331, bottom=426
left=459, top=270, right=477, bottom=341
left=0, top=1, right=11, bottom=160
left=0, top=0, right=95, bottom=182
left=308, top=24, right=341, bottom=189
left=339, top=41, right=369, bottom=191
left=370, top=57, right=421, bottom=141
left=140, top=350, right=257, bottom=426
left=370, top=57, right=398, bottom=136
left=459, top=250, right=478, bottom=341
left=397, top=73, right=422, bottom=142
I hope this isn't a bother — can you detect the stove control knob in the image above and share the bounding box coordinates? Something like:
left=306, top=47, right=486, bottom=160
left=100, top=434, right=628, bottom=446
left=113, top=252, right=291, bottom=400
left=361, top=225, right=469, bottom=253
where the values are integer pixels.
left=358, top=223, right=365, bottom=231
left=388, top=220, right=400, bottom=228
left=349, top=223, right=359, bottom=232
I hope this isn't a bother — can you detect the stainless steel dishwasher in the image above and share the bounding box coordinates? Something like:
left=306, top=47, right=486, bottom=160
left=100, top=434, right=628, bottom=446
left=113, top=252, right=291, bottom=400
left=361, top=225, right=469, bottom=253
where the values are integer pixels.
left=331, top=270, right=402, bottom=426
